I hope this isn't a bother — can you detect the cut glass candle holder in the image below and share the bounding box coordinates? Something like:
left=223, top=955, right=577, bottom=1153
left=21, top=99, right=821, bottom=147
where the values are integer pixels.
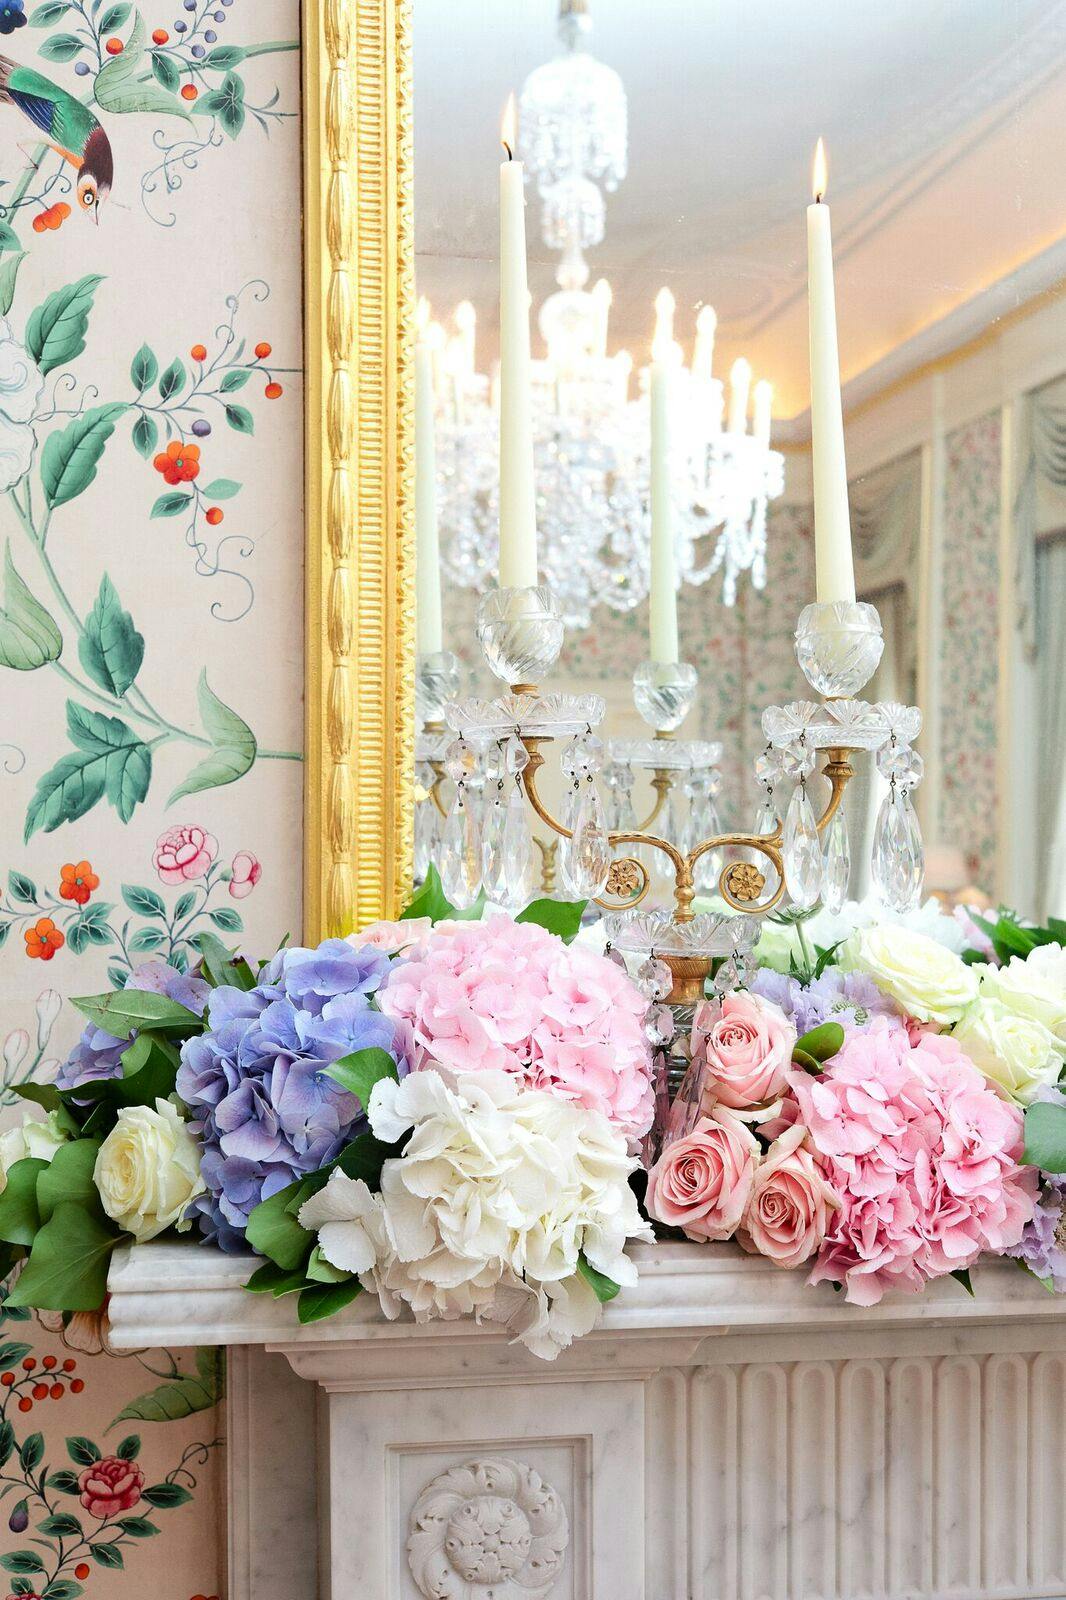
left=632, top=659, right=698, bottom=732
left=476, top=585, right=565, bottom=686
left=794, top=600, right=884, bottom=697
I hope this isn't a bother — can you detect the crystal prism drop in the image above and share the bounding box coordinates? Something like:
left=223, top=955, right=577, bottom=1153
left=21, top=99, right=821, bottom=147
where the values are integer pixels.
left=782, top=784, right=823, bottom=909
left=483, top=785, right=534, bottom=911
left=560, top=781, right=612, bottom=898
left=414, top=797, right=437, bottom=881
left=480, top=793, right=508, bottom=901
left=872, top=788, right=924, bottom=912
left=693, top=798, right=723, bottom=891
left=823, top=809, right=850, bottom=913
left=439, top=791, right=482, bottom=910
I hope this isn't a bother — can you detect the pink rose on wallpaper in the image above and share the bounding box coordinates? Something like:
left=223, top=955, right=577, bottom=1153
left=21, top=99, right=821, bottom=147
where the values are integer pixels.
left=78, top=1456, right=145, bottom=1519
left=228, top=851, right=262, bottom=899
left=693, top=990, right=795, bottom=1116
left=154, top=826, right=218, bottom=885
left=646, top=1110, right=759, bottom=1242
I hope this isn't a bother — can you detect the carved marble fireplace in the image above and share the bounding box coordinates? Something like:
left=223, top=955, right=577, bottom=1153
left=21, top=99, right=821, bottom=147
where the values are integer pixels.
left=108, top=1241, right=1066, bottom=1599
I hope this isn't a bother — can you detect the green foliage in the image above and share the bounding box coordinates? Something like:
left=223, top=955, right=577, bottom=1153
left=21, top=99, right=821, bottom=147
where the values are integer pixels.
left=150, top=50, right=180, bottom=91
left=297, top=1278, right=362, bottom=1324
left=36, top=1141, right=103, bottom=1227
left=157, top=357, right=185, bottom=402
left=79, top=574, right=144, bottom=697
left=951, top=1268, right=975, bottom=1296
left=168, top=669, right=257, bottom=802
left=131, top=411, right=158, bottom=459
left=1022, top=1099, right=1066, bottom=1173
left=26, top=276, right=103, bottom=375
left=201, top=71, right=246, bottom=137
left=150, top=490, right=192, bottom=518
left=0, top=1158, right=47, bottom=1246
left=0, top=251, right=25, bottom=317
left=37, top=30, right=81, bottom=61
left=28, top=0, right=71, bottom=21
left=94, top=12, right=192, bottom=119
left=224, top=402, right=254, bottom=434
left=792, top=1021, right=845, bottom=1075
left=109, top=1348, right=223, bottom=1426
left=0, top=544, right=62, bottom=671
left=41, top=404, right=126, bottom=510
left=130, top=343, right=158, bottom=392
left=25, top=702, right=151, bottom=838
left=322, top=1046, right=399, bottom=1108
left=121, top=883, right=165, bottom=919
left=516, top=897, right=587, bottom=942
left=7, top=1202, right=122, bottom=1312
left=72, top=987, right=200, bottom=1039
left=968, top=909, right=1066, bottom=966
left=577, top=1253, right=621, bottom=1303
left=246, top=1131, right=393, bottom=1274
left=200, top=477, right=240, bottom=499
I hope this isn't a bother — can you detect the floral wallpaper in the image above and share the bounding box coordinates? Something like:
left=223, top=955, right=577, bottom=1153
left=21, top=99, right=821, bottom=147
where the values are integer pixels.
left=0, top=0, right=304, bottom=1595
left=940, top=410, right=1001, bottom=888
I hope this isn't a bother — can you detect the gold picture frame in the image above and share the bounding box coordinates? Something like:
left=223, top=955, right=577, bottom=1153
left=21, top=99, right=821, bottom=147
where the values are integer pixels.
left=302, top=0, right=416, bottom=939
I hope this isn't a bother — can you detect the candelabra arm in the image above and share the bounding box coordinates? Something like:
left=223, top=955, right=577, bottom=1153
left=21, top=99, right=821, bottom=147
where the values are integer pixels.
left=520, top=740, right=576, bottom=840
left=688, top=830, right=787, bottom=915
left=635, top=768, right=674, bottom=832
left=814, top=747, right=855, bottom=833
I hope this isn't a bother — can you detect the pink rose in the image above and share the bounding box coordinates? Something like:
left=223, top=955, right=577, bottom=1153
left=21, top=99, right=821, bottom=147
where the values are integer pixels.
left=357, top=917, right=432, bottom=954
left=78, top=1455, right=145, bottom=1519
left=228, top=850, right=262, bottom=899
left=737, top=1124, right=840, bottom=1269
left=154, top=825, right=218, bottom=886
left=694, top=990, right=796, bottom=1115
left=646, top=1110, right=759, bottom=1241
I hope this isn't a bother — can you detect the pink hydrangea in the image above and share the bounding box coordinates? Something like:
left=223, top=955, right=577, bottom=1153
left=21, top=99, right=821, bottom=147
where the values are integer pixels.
left=790, top=1029, right=1037, bottom=1305
left=378, top=915, right=654, bottom=1139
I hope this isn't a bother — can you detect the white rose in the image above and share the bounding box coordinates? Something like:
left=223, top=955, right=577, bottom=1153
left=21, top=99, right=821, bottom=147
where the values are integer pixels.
left=840, top=924, right=978, bottom=1024
left=93, top=1098, right=205, bottom=1243
left=978, top=946, right=1066, bottom=1044
left=0, top=1110, right=68, bottom=1192
left=953, top=997, right=1064, bottom=1103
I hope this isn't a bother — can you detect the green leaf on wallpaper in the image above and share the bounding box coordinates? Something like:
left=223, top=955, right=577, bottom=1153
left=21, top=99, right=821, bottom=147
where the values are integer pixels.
left=79, top=574, right=144, bottom=697
left=38, top=30, right=82, bottom=61
left=0, top=1551, right=44, bottom=1575
left=150, top=49, right=179, bottom=92
left=28, top=1, right=71, bottom=23
left=25, top=703, right=151, bottom=838
left=131, top=411, right=158, bottom=460
left=207, top=906, right=242, bottom=932
left=6, top=1201, right=120, bottom=1312
left=219, top=369, right=248, bottom=393
left=41, top=404, right=126, bottom=510
left=7, top=870, right=37, bottom=904
left=98, top=1, right=131, bottom=29
left=204, top=43, right=246, bottom=68
left=224, top=402, right=254, bottom=435
left=127, top=927, right=164, bottom=953
left=168, top=669, right=257, bottom=803
left=150, top=490, right=191, bottom=518
left=26, top=274, right=103, bottom=374
left=157, top=356, right=185, bottom=402
left=130, top=343, right=158, bottom=392
left=95, top=12, right=192, bottom=120
left=88, top=1541, right=124, bottom=1569
left=121, top=882, right=166, bottom=918
left=109, top=1364, right=221, bottom=1426
left=200, top=478, right=240, bottom=500
left=67, top=902, right=115, bottom=954
left=200, top=70, right=246, bottom=138
left=0, top=251, right=25, bottom=316
left=0, top=544, right=63, bottom=672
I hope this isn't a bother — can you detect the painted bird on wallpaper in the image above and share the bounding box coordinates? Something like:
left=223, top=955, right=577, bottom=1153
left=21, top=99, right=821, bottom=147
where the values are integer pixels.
left=0, top=56, right=112, bottom=219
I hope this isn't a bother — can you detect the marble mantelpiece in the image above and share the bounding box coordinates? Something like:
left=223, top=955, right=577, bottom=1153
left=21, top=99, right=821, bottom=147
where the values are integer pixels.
left=108, top=1242, right=1066, bottom=1599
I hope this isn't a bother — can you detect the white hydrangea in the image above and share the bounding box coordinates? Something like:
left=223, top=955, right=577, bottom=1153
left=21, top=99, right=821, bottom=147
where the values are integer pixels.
left=757, top=894, right=971, bottom=974
left=298, top=1069, right=652, bottom=1360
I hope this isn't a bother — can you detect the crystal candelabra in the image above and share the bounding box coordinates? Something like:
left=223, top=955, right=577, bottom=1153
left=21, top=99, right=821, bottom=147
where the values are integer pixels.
left=424, top=589, right=925, bottom=1008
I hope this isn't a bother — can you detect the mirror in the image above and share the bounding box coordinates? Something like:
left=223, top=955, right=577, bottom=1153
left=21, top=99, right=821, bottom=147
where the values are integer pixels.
left=412, top=0, right=1066, bottom=924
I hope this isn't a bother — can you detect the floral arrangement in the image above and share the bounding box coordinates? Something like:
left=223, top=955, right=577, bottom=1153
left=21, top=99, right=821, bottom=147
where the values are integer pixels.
left=1, top=874, right=1064, bottom=1360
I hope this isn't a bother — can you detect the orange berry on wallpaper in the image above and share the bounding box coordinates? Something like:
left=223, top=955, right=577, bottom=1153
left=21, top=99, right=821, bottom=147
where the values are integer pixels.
left=265, top=381, right=283, bottom=399
left=31, top=212, right=45, bottom=232
left=191, top=342, right=208, bottom=360
left=152, top=26, right=169, bottom=42
left=181, top=82, right=198, bottom=100
left=105, top=35, right=123, bottom=52
left=75, top=1565, right=91, bottom=1580
left=205, top=506, right=224, bottom=525
left=0, top=61, right=113, bottom=221
left=254, top=341, right=272, bottom=359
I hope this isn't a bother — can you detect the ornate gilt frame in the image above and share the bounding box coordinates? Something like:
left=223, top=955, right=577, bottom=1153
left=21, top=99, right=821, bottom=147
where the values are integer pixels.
left=302, top=0, right=416, bottom=938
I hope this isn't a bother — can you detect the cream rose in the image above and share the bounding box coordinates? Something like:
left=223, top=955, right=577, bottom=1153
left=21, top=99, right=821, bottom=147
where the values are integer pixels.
left=953, top=998, right=1064, bottom=1104
left=977, top=946, right=1066, bottom=1044
left=840, top=925, right=978, bottom=1025
left=0, top=1110, right=68, bottom=1192
left=93, top=1098, right=205, bottom=1243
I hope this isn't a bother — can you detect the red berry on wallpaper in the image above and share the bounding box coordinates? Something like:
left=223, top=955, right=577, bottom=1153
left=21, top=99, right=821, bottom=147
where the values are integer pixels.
left=21, top=1358, right=34, bottom=1371
left=105, top=35, right=123, bottom=52
left=75, top=1564, right=91, bottom=1580
left=265, top=381, right=283, bottom=399
left=181, top=82, right=198, bottom=100
left=205, top=506, right=224, bottom=525
left=152, top=27, right=169, bottom=42
left=62, top=1358, right=76, bottom=1372
left=42, top=1355, right=56, bottom=1369
left=0, top=1372, right=13, bottom=1386
left=32, top=1383, right=48, bottom=1400
left=17, top=1397, right=31, bottom=1412
left=254, top=341, right=272, bottom=359
left=70, top=1378, right=84, bottom=1392
left=49, top=1383, right=63, bottom=1400
left=191, top=342, right=208, bottom=361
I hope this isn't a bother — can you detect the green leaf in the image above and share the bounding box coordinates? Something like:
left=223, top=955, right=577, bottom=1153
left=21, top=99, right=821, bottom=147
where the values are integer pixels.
left=128, top=927, right=164, bottom=954
left=793, top=1022, right=845, bottom=1063
left=36, top=1141, right=103, bottom=1227
left=157, top=357, right=185, bottom=402
left=168, top=669, right=256, bottom=803
left=67, top=903, right=115, bottom=956
left=244, top=1260, right=306, bottom=1297
left=66, top=1437, right=100, bottom=1467
left=79, top=574, right=144, bottom=698
left=38, top=1512, right=82, bottom=1537
left=245, top=1182, right=313, bottom=1271
left=38, top=31, right=82, bottom=61
left=400, top=863, right=456, bottom=924
left=0, top=252, right=25, bottom=317
left=0, top=1419, right=12, bottom=1467
left=1023, top=1100, right=1066, bottom=1173
left=19, top=1431, right=43, bottom=1471
left=88, top=1542, right=123, bottom=1569
left=44, top=1582, right=85, bottom=1600
left=297, top=1279, right=362, bottom=1324
left=25, top=704, right=150, bottom=838
left=305, top=1245, right=349, bottom=1285
left=45, top=1469, right=81, bottom=1493
left=150, top=50, right=179, bottom=91
left=791, top=1048, right=822, bottom=1075
left=224, top=402, right=254, bottom=434
left=108, top=1369, right=219, bottom=1426
left=29, top=1, right=71, bottom=22
left=41, top=404, right=126, bottom=510
left=219, top=369, right=249, bottom=393
left=207, top=906, right=242, bottom=932
left=199, top=477, right=240, bottom=499
left=72, top=988, right=199, bottom=1039
left=94, top=12, right=192, bottom=120
left=6, top=1202, right=120, bottom=1312
left=0, top=1551, right=44, bottom=1574
left=115, top=1434, right=140, bottom=1460
left=116, top=1516, right=159, bottom=1537
left=0, top=544, right=63, bottom=671
left=0, top=1158, right=47, bottom=1247
left=11, top=1083, right=60, bottom=1112
left=322, top=1046, right=398, bottom=1108
left=516, top=897, right=586, bottom=943
left=951, top=1267, right=975, bottom=1296
left=204, top=43, right=246, bottom=67
left=132, top=411, right=158, bottom=460
left=150, top=490, right=191, bottom=519
left=141, top=1482, right=192, bottom=1509
left=577, top=1253, right=621, bottom=1303
left=200, top=70, right=245, bottom=137
left=98, top=0, right=130, bottom=28
left=26, top=275, right=103, bottom=375
left=8, top=869, right=38, bottom=904
left=130, top=344, right=158, bottom=392
left=122, top=884, right=166, bottom=918
left=193, top=929, right=245, bottom=989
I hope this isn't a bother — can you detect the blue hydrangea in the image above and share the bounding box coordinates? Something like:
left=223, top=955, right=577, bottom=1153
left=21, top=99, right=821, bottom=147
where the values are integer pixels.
left=176, top=939, right=407, bottom=1250
left=56, top=961, right=211, bottom=1094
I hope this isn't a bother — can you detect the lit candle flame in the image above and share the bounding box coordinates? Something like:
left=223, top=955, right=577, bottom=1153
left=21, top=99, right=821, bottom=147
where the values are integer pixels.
left=592, top=278, right=612, bottom=306
left=501, top=93, right=517, bottom=160
left=652, top=286, right=675, bottom=360
left=696, top=304, right=717, bottom=334
left=812, top=137, right=828, bottom=203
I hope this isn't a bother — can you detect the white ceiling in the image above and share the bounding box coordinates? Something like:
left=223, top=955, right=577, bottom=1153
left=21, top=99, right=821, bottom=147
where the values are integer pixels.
left=414, top=0, right=1066, bottom=425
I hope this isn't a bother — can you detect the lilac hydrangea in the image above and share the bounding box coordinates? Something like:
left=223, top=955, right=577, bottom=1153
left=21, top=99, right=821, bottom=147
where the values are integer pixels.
left=750, top=966, right=906, bottom=1040
left=56, top=961, right=211, bottom=1093
left=176, top=939, right=408, bottom=1250
left=1005, top=1181, right=1066, bottom=1289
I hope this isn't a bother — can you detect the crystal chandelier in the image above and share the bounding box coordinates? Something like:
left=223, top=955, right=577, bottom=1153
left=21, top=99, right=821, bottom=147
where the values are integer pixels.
left=426, top=3, right=784, bottom=631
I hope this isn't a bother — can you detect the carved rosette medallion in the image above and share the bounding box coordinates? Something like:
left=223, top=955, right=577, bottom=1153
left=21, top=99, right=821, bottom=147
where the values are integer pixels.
left=724, top=861, right=765, bottom=902
left=407, top=1456, right=569, bottom=1599
left=605, top=857, right=643, bottom=899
